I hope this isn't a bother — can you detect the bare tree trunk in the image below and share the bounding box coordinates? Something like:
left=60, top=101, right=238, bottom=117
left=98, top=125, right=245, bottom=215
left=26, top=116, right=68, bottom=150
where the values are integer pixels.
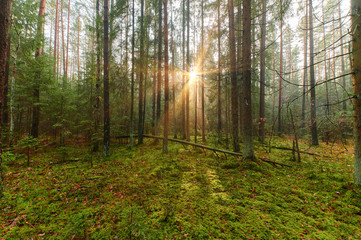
left=242, top=0, right=254, bottom=159
left=130, top=0, right=135, bottom=148
left=0, top=0, right=11, bottom=196
left=152, top=20, right=157, bottom=136
left=94, top=0, right=101, bottom=151
left=322, top=0, right=329, bottom=115
left=301, top=0, right=308, bottom=129
left=309, top=0, right=318, bottom=146
left=352, top=0, right=361, bottom=185
left=339, top=3, right=347, bottom=111
left=3, top=36, right=10, bottom=127
left=201, top=0, right=205, bottom=143
left=138, top=0, right=145, bottom=144
left=163, top=0, right=169, bottom=153
left=54, top=0, right=59, bottom=73
left=258, top=0, right=267, bottom=143
left=228, top=0, right=240, bottom=152
left=217, top=0, right=222, bottom=144
left=278, top=7, right=283, bottom=134
left=186, top=0, right=190, bottom=141
left=181, top=0, right=186, bottom=139
left=156, top=0, right=162, bottom=137
left=65, top=0, right=70, bottom=78
left=103, top=0, right=110, bottom=156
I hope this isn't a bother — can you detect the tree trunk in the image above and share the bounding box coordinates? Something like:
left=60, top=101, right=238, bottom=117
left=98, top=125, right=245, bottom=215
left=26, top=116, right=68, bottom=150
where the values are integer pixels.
left=3, top=36, right=10, bottom=127
left=31, top=0, right=46, bottom=139
left=103, top=0, right=110, bottom=156
left=181, top=0, right=186, bottom=139
left=0, top=0, right=11, bottom=196
left=130, top=0, right=135, bottom=148
left=321, top=0, right=329, bottom=115
left=201, top=0, right=205, bottom=143
left=156, top=0, right=162, bottom=137
left=278, top=8, right=283, bottom=134
left=352, top=0, right=361, bottom=185
left=228, top=0, right=240, bottom=152
left=301, top=0, right=308, bottom=129
left=258, top=0, right=267, bottom=143
left=339, top=3, right=347, bottom=111
left=309, top=0, right=318, bottom=146
left=163, top=0, right=169, bottom=153
left=138, top=0, right=145, bottom=144
left=186, top=0, right=190, bottom=141
left=242, top=0, right=254, bottom=159
left=54, top=0, right=59, bottom=73
left=152, top=20, right=157, bottom=136
left=217, top=0, right=222, bottom=144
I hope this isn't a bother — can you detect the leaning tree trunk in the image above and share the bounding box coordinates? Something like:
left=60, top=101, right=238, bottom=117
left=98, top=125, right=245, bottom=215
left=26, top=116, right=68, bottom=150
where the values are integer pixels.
left=103, top=0, right=110, bottom=156
left=352, top=0, right=361, bottom=185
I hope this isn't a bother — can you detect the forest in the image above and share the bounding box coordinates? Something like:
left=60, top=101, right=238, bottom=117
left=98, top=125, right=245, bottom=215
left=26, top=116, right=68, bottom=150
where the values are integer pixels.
left=0, top=0, right=361, bottom=238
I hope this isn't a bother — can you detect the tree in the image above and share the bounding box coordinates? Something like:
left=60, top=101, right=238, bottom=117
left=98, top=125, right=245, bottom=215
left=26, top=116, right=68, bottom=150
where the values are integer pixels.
left=228, top=0, right=240, bottom=152
left=309, top=0, right=318, bottom=146
left=258, top=0, right=267, bottom=143
left=301, top=0, right=308, bottom=129
left=156, top=0, right=162, bottom=137
left=0, top=0, right=11, bottom=197
left=103, top=0, right=110, bottom=156
left=242, top=0, right=254, bottom=159
left=352, top=0, right=361, bottom=185
left=138, top=0, right=145, bottom=144
left=94, top=0, right=101, bottom=151
left=278, top=2, right=283, bottom=134
left=31, top=0, right=46, bottom=139
left=130, top=0, right=135, bottom=148
left=163, top=0, right=169, bottom=153
left=217, top=0, right=222, bottom=144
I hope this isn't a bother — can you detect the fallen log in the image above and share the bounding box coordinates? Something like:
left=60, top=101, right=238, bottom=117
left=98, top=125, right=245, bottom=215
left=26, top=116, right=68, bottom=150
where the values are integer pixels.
left=142, top=135, right=292, bottom=168
left=267, top=145, right=320, bottom=156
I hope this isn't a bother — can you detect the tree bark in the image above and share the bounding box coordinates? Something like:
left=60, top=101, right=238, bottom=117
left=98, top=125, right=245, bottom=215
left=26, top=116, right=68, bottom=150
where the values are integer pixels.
left=138, top=0, right=145, bottom=144
left=309, top=0, right=319, bottom=146
left=130, top=0, right=135, bottom=148
left=258, top=0, right=267, bottom=143
left=3, top=36, right=10, bottom=127
left=163, top=0, right=169, bottom=153
left=156, top=0, right=162, bottom=137
left=228, top=0, right=240, bottom=152
left=0, top=0, right=11, bottom=196
left=103, top=0, right=110, bottom=156
left=339, top=3, right=347, bottom=111
left=242, top=0, right=254, bottom=159
left=278, top=7, right=283, bottom=134
left=352, top=0, right=361, bottom=185
left=217, top=0, right=222, bottom=144
left=201, top=0, right=205, bottom=143
left=301, top=0, right=308, bottom=129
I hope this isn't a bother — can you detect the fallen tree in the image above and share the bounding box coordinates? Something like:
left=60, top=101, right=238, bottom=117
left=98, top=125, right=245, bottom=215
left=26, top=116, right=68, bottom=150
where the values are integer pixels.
left=114, top=134, right=292, bottom=167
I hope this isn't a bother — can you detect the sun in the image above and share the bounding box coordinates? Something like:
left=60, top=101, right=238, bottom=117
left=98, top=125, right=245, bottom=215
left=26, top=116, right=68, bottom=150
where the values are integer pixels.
left=190, top=70, right=197, bottom=83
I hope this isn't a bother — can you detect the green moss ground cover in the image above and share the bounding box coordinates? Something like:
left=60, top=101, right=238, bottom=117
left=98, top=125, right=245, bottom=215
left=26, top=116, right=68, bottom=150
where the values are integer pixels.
left=1, top=138, right=360, bottom=239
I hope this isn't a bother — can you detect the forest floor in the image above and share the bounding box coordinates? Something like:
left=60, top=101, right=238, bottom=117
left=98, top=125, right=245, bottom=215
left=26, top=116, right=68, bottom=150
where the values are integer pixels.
left=0, top=137, right=361, bottom=239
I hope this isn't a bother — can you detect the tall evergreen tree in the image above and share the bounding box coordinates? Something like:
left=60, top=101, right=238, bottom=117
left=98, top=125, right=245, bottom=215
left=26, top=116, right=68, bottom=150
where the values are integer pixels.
left=103, top=0, right=110, bottom=156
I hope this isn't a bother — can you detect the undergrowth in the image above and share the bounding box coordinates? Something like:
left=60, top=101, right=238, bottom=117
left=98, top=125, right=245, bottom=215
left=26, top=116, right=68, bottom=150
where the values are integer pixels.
left=0, top=138, right=360, bottom=239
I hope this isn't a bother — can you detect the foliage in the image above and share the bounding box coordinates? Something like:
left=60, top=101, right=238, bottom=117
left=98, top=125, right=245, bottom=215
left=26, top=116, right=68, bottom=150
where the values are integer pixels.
left=0, top=139, right=360, bottom=239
